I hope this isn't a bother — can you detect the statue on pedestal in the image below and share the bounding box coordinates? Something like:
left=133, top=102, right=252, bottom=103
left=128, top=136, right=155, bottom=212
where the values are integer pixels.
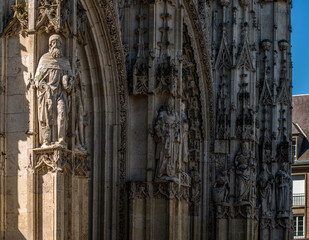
left=276, top=162, right=292, bottom=217
left=213, top=169, right=230, bottom=204
left=154, top=98, right=181, bottom=181
left=235, top=142, right=255, bottom=204
left=35, top=34, right=73, bottom=148
left=258, top=163, right=273, bottom=217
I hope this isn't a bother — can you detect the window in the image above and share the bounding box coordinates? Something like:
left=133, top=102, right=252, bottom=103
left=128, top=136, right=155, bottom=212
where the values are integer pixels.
left=293, top=175, right=305, bottom=206
left=292, top=137, right=297, bottom=160
left=294, top=215, right=305, bottom=238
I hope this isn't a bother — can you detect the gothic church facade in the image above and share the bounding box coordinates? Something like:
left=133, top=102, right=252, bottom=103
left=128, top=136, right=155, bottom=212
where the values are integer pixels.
left=0, top=0, right=292, bottom=239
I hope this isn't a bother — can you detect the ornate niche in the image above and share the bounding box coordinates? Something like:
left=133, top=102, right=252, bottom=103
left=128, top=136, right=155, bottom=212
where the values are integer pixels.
left=152, top=24, right=204, bottom=193
left=32, top=33, right=89, bottom=176
left=29, top=1, right=90, bottom=237
left=2, top=0, right=29, bottom=37
left=36, top=0, right=87, bottom=43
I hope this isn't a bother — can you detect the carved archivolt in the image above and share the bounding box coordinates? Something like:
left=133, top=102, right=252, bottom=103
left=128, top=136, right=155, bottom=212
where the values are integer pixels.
left=183, top=0, right=215, bottom=140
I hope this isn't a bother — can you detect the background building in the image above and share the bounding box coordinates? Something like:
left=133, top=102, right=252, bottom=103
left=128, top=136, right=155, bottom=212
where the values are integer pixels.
left=292, top=95, right=309, bottom=240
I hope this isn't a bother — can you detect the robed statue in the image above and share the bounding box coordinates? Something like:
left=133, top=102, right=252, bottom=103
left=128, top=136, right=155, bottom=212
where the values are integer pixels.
left=154, top=98, right=181, bottom=181
left=35, top=34, right=73, bottom=147
left=235, top=142, right=256, bottom=204
left=258, top=163, right=273, bottom=216
left=276, top=163, right=292, bottom=217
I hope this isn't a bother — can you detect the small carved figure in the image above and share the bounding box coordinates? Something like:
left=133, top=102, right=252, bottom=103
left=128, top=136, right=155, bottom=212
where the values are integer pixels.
left=154, top=98, right=181, bottom=181
left=180, top=102, right=189, bottom=164
left=35, top=34, right=73, bottom=147
left=213, top=169, right=230, bottom=204
left=258, top=163, right=273, bottom=216
left=74, top=59, right=86, bottom=152
left=179, top=102, right=190, bottom=186
left=235, top=142, right=255, bottom=204
left=190, top=166, right=201, bottom=205
left=276, top=163, right=292, bottom=216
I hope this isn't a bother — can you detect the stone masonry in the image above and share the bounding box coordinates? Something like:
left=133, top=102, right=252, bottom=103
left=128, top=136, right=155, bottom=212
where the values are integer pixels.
left=0, top=0, right=292, bottom=239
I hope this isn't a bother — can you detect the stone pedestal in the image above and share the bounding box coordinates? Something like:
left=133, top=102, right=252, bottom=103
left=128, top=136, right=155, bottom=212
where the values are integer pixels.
left=32, top=146, right=89, bottom=240
left=129, top=181, right=190, bottom=240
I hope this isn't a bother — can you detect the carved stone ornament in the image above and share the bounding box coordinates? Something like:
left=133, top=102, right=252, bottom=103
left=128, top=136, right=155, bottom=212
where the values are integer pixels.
left=132, top=2, right=148, bottom=95
left=155, top=58, right=178, bottom=96
left=129, top=182, right=190, bottom=202
left=2, top=1, right=28, bottom=37
left=36, top=0, right=70, bottom=33
left=236, top=80, right=254, bottom=140
left=36, top=0, right=87, bottom=40
left=33, top=146, right=89, bottom=176
left=154, top=0, right=178, bottom=96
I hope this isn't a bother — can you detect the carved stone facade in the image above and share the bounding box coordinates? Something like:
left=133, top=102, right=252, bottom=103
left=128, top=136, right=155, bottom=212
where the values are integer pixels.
left=0, top=0, right=292, bottom=239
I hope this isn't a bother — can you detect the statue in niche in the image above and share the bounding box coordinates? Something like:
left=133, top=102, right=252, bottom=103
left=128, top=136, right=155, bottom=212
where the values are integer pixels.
left=35, top=34, right=73, bottom=148
left=154, top=97, right=181, bottom=182
left=276, top=162, right=292, bottom=217
left=258, top=163, right=273, bottom=217
left=74, top=59, right=87, bottom=152
left=234, top=142, right=256, bottom=204
left=213, top=169, right=230, bottom=204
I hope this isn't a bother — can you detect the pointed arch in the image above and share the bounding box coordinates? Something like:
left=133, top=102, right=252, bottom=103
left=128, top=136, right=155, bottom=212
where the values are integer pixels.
left=78, top=0, right=128, bottom=238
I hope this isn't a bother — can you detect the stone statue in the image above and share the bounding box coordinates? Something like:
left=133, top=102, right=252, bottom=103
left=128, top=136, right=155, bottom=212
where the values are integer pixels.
left=213, top=169, right=230, bottom=204
left=179, top=102, right=190, bottom=186
left=276, top=163, right=292, bottom=217
left=74, top=59, right=86, bottom=152
left=258, top=163, right=273, bottom=216
left=35, top=34, right=73, bottom=148
left=154, top=98, right=181, bottom=181
left=235, top=142, right=255, bottom=204
left=181, top=102, right=189, bottom=164
left=190, top=166, right=201, bottom=205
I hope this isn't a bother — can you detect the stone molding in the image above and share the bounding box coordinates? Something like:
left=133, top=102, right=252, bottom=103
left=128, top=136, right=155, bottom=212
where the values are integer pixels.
left=33, top=146, right=89, bottom=177
left=129, top=182, right=190, bottom=202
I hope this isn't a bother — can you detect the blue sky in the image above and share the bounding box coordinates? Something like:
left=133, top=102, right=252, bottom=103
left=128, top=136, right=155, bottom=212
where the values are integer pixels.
left=292, top=0, right=309, bottom=95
